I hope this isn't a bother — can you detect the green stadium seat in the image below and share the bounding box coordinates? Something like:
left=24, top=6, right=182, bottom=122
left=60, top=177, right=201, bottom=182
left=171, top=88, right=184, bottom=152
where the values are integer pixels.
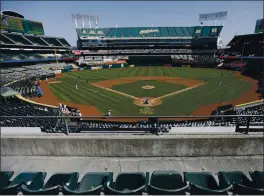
left=218, top=171, right=264, bottom=195
left=0, top=172, right=46, bottom=195
left=184, top=172, right=232, bottom=195
left=147, top=171, right=189, bottom=195
left=63, top=172, right=112, bottom=195
left=0, top=171, right=14, bottom=191
left=250, top=171, right=264, bottom=188
left=21, top=172, right=78, bottom=195
left=105, top=172, right=147, bottom=195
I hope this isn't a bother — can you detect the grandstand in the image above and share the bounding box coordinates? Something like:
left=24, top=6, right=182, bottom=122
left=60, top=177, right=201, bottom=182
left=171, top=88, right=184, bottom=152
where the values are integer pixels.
left=0, top=11, right=75, bottom=65
left=74, top=26, right=222, bottom=66
left=0, top=5, right=263, bottom=196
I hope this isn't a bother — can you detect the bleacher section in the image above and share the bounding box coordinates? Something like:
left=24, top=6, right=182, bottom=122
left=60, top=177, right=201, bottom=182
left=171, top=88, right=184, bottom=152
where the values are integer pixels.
left=0, top=170, right=263, bottom=195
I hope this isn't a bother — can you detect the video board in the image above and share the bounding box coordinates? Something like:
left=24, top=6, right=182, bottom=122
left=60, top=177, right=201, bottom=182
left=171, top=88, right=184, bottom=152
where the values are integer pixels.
left=1, top=14, right=24, bottom=33
left=1, top=14, right=45, bottom=35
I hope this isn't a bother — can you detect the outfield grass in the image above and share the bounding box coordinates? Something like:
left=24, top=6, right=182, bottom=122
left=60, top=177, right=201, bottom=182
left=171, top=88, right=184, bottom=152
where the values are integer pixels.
left=112, top=80, right=186, bottom=98
left=49, top=67, right=253, bottom=116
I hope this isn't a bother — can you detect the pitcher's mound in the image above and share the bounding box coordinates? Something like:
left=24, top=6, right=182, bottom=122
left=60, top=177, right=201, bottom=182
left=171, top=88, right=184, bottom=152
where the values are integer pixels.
left=134, top=97, right=162, bottom=107
left=142, top=85, right=155, bottom=90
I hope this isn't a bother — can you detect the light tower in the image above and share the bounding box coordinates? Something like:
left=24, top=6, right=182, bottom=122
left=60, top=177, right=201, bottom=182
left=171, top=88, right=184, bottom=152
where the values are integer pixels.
left=199, top=11, right=227, bottom=48
left=71, top=13, right=100, bottom=29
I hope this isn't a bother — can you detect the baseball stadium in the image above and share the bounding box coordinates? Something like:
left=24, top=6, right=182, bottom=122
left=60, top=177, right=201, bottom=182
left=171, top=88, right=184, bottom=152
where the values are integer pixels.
left=0, top=1, right=264, bottom=195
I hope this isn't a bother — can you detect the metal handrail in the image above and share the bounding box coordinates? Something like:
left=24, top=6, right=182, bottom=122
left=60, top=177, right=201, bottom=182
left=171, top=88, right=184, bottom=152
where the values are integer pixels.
left=1, top=115, right=262, bottom=118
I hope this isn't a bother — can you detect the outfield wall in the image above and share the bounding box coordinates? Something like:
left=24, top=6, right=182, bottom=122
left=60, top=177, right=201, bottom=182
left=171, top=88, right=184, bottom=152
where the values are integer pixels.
left=1, top=134, right=263, bottom=157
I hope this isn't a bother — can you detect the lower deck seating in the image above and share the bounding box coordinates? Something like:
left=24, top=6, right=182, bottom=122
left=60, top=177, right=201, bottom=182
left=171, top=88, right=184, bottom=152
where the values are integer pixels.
left=0, top=171, right=263, bottom=195
left=233, top=104, right=264, bottom=125
left=0, top=98, right=60, bottom=131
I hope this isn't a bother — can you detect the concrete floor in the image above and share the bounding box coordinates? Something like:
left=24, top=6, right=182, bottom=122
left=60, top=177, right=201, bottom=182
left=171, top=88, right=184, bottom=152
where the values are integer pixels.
left=1, top=155, right=263, bottom=183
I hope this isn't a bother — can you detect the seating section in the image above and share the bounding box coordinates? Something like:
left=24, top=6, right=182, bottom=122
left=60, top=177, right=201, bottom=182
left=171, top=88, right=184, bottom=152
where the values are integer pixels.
left=233, top=104, right=264, bottom=125
left=7, top=79, right=42, bottom=98
left=24, top=35, right=49, bottom=46
left=222, top=33, right=263, bottom=57
left=1, top=51, right=75, bottom=63
left=1, top=33, right=71, bottom=48
left=0, top=171, right=263, bottom=195
left=0, top=98, right=60, bottom=131
left=2, top=33, right=33, bottom=45
left=42, top=37, right=64, bottom=47
left=77, top=26, right=223, bottom=38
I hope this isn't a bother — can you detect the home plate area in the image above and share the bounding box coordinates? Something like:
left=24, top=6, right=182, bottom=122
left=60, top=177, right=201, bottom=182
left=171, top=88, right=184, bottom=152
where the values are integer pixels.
left=134, top=97, right=162, bottom=107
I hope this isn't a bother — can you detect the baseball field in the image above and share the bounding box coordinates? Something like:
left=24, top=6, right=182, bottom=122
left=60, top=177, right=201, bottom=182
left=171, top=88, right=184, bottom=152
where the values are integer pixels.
left=32, top=66, right=261, bottom=117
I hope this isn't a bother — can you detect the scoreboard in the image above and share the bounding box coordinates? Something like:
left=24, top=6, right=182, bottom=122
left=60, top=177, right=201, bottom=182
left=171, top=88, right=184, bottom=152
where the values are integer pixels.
left=1, top=14, right=45, bottom=35
left=1, top=15, right=24, bottom=33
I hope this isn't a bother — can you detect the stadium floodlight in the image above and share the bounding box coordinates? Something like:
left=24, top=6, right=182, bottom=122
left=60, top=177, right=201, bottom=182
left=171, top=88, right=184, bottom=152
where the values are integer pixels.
left=199, top=11, right=227, bottom=26
left=72, top=13, right=100, bottom=29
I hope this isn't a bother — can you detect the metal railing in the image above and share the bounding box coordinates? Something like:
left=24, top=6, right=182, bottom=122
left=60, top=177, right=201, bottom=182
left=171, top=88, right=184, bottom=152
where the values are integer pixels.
left=1, top=115, right=263, bottom=135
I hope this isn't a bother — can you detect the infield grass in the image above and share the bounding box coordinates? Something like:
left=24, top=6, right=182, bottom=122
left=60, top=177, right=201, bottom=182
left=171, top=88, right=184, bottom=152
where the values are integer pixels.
left=112, top=80, right=186, bottom=98
left=49, top=67, right=253, bottom=116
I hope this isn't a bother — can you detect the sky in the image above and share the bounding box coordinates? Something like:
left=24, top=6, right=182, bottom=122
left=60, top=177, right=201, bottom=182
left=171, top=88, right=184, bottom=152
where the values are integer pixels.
left=1, top=1, right=263, bottom=46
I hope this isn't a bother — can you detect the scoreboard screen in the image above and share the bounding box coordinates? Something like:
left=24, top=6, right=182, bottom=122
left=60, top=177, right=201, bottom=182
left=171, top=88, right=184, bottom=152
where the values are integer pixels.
left=23, top=20, right=45, bottom=35
left=1, top=15, right=24, bottom=33
left=1, top=14, right=44, bottom=35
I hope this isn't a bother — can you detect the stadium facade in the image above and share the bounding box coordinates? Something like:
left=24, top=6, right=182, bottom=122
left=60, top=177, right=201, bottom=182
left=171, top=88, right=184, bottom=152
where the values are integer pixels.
left=73, top=26, right=223, bottom=66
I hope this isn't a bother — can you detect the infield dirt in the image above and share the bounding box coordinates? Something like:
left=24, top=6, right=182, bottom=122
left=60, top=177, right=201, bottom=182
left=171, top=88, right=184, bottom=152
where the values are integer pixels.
left=32, top=71, right=261, bottom=121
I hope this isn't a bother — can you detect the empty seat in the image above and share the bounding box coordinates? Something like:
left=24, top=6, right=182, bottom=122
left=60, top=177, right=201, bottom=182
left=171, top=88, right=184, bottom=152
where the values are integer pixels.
left=0, top=172, right=46, bottom=195
left=0, top=171, right=14, bottom=191
left=105, top=172, right=147, bottom=195
left=250, top=171, right=264, bottom=188
left=148, top=171, right=189, bottom=195
left=21, top=172, right=78, bottom=195
left=184, top=172, right=232, bottom=195
left=218, top=171, right=264, bottom=195
left=63, top=172, right=112, bottom=195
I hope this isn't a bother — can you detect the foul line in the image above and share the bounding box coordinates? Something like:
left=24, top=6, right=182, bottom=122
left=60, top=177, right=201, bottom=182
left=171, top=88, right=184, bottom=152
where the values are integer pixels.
left=64, top=74, right=205, bottom=102
left=153, top=82, right=206, bottom=101
left=91, top=83, right=139, bottom=99
left=64, top=74, right=138, bottom=99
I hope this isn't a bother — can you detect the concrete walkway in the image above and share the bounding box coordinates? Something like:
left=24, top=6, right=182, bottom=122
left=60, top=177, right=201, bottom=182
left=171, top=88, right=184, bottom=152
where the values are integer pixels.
left=2, top=156, right=263, bottom=183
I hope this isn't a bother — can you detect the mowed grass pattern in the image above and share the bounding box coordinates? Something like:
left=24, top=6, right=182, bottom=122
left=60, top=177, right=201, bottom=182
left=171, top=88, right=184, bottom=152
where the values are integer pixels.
left=112, top=80, right=186, bottom=98
left=49, top=67, right=253, bottom=116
